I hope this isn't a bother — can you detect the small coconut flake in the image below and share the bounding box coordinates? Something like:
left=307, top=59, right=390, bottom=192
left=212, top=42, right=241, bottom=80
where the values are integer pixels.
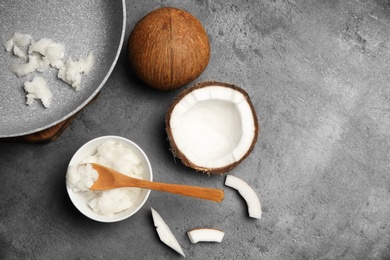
left=151, top=208, right=185, bottom=257
left=13, top=45, right=27, bottom=60
left=28, top=38, right=65, bottom=69
left=12, top=32, right=32, bottom=47
left=11, top=53, right=50, bottom=77
left=187, top=228, right=224, bottom=244
left=58, top=52, right=95, bottom=90
left=24, top=76, right=52, bottom=108
left=3, top=38, right=14, bottom=52
left=225, top=175, right=262, bottom=219
left=3, top=32, right=32, bottom=52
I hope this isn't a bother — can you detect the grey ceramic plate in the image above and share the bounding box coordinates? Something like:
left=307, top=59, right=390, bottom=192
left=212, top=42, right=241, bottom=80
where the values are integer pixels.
left=0, top=0, right=125, bottom=137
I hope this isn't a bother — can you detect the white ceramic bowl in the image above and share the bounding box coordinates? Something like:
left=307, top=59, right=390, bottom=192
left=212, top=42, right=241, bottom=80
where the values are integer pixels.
left=66, top=135, right=153, bottom=223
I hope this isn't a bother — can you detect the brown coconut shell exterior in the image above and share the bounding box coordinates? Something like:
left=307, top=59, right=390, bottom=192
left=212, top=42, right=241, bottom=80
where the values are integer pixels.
left=127, top=7, right=210, bottom=91
left=165, top=81, right=259, bottom=174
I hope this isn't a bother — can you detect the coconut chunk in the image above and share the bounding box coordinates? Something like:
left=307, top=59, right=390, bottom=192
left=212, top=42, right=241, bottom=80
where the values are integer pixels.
left=187, top=228, right=224, bottom=244
left=3, top=38, right=14, bottom=52
left=28, top=38, right=65, bottom=69
left=23, top=76, right=52, bottom=108
left=225, top=175, right=262, bottom=219
left=11, top=53, right=50, bottom=77
left=3, top=32, right=32, bottom=52
left=12, top=32, right=32, bottom=47
left=13, top=45, right=27, bottom=60
left=166, top=81, right=259, bottom=174
left=151, top=208, right=185, bottom=257
left=58, top=52, right=95, bottom=90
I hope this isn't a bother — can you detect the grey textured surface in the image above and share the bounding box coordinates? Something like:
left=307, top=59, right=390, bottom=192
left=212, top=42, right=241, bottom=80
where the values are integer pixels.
left=0, top=0, right=125, bottom=137
left=1, top=0, right=390, bottom=259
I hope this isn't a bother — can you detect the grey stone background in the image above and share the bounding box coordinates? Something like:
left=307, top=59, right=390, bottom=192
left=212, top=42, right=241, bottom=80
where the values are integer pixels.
left=1, top=0, right=390, bottom=259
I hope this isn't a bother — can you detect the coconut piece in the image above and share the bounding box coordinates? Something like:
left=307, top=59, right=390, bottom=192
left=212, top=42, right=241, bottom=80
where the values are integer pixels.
left=225, top=175, right=262, bottom=219
left=128, top=7, right=210, bottom=91
left=23, top=76, right=52, bottom=108
left=58, top=52, right=95, bottom=90
left=11, top=53, right=50, bottom=77
left=28, top=38, right=65, bottom=69
left=187, top=228, right=224, bottom=244
left=13, top=45, right=27, bottom=60
left=166, top=81, right=259, bottom=174
left=3, top=38, right=14, bottom=52
left=12, top=32, right=32, bottom=47
left=151, top=208, right=185, bottom=257
left=3, top=32, right=32, bottom=52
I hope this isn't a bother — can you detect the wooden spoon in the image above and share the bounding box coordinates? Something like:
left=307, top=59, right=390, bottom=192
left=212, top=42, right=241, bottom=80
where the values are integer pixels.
left=89, top=163, right=224, bottom=202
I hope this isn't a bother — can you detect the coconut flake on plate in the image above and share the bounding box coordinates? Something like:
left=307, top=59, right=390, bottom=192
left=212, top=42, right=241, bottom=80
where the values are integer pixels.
left=4, top=32, right=96, bottom=108
left=3, top=32, right=32, bottom=52
left=28, top=38, right=65, bottom=69
left=12, top=32, right=33, bottom=47
left=23, top=76, right=52, bottom=108
left=13, top=45, right=27, bottom=60
left=11, top=53, right=50, bottom=77
left=3, top=38, right=14, bottom=52
left=58, top=52, right=95, bottom=91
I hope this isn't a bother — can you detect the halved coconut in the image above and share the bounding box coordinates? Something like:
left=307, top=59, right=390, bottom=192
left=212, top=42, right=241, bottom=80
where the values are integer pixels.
left=166, top=81, right=259, bottom=174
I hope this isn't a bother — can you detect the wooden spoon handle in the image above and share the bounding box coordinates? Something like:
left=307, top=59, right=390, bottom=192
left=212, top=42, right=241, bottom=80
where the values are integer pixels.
left=125, top=178, right=224, bottom=202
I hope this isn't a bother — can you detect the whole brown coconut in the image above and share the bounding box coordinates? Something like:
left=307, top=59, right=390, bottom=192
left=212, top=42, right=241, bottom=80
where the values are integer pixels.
left=127, top=7, right=211, bottom=91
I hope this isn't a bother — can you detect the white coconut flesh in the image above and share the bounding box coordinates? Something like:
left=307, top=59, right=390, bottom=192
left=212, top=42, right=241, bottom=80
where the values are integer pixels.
left=187, top=228, right=225, bottom=244
left=225, top=175, right=262, bottom=219
left=151, top=208, right=185, bottom=257
left=168, top=84, right=257, bottom=172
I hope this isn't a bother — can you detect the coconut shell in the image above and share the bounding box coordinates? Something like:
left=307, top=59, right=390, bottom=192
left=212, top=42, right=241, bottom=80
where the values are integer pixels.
left=165, top=81, right=259, bottom=174
left=128, top=7, right=210, bottom=91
